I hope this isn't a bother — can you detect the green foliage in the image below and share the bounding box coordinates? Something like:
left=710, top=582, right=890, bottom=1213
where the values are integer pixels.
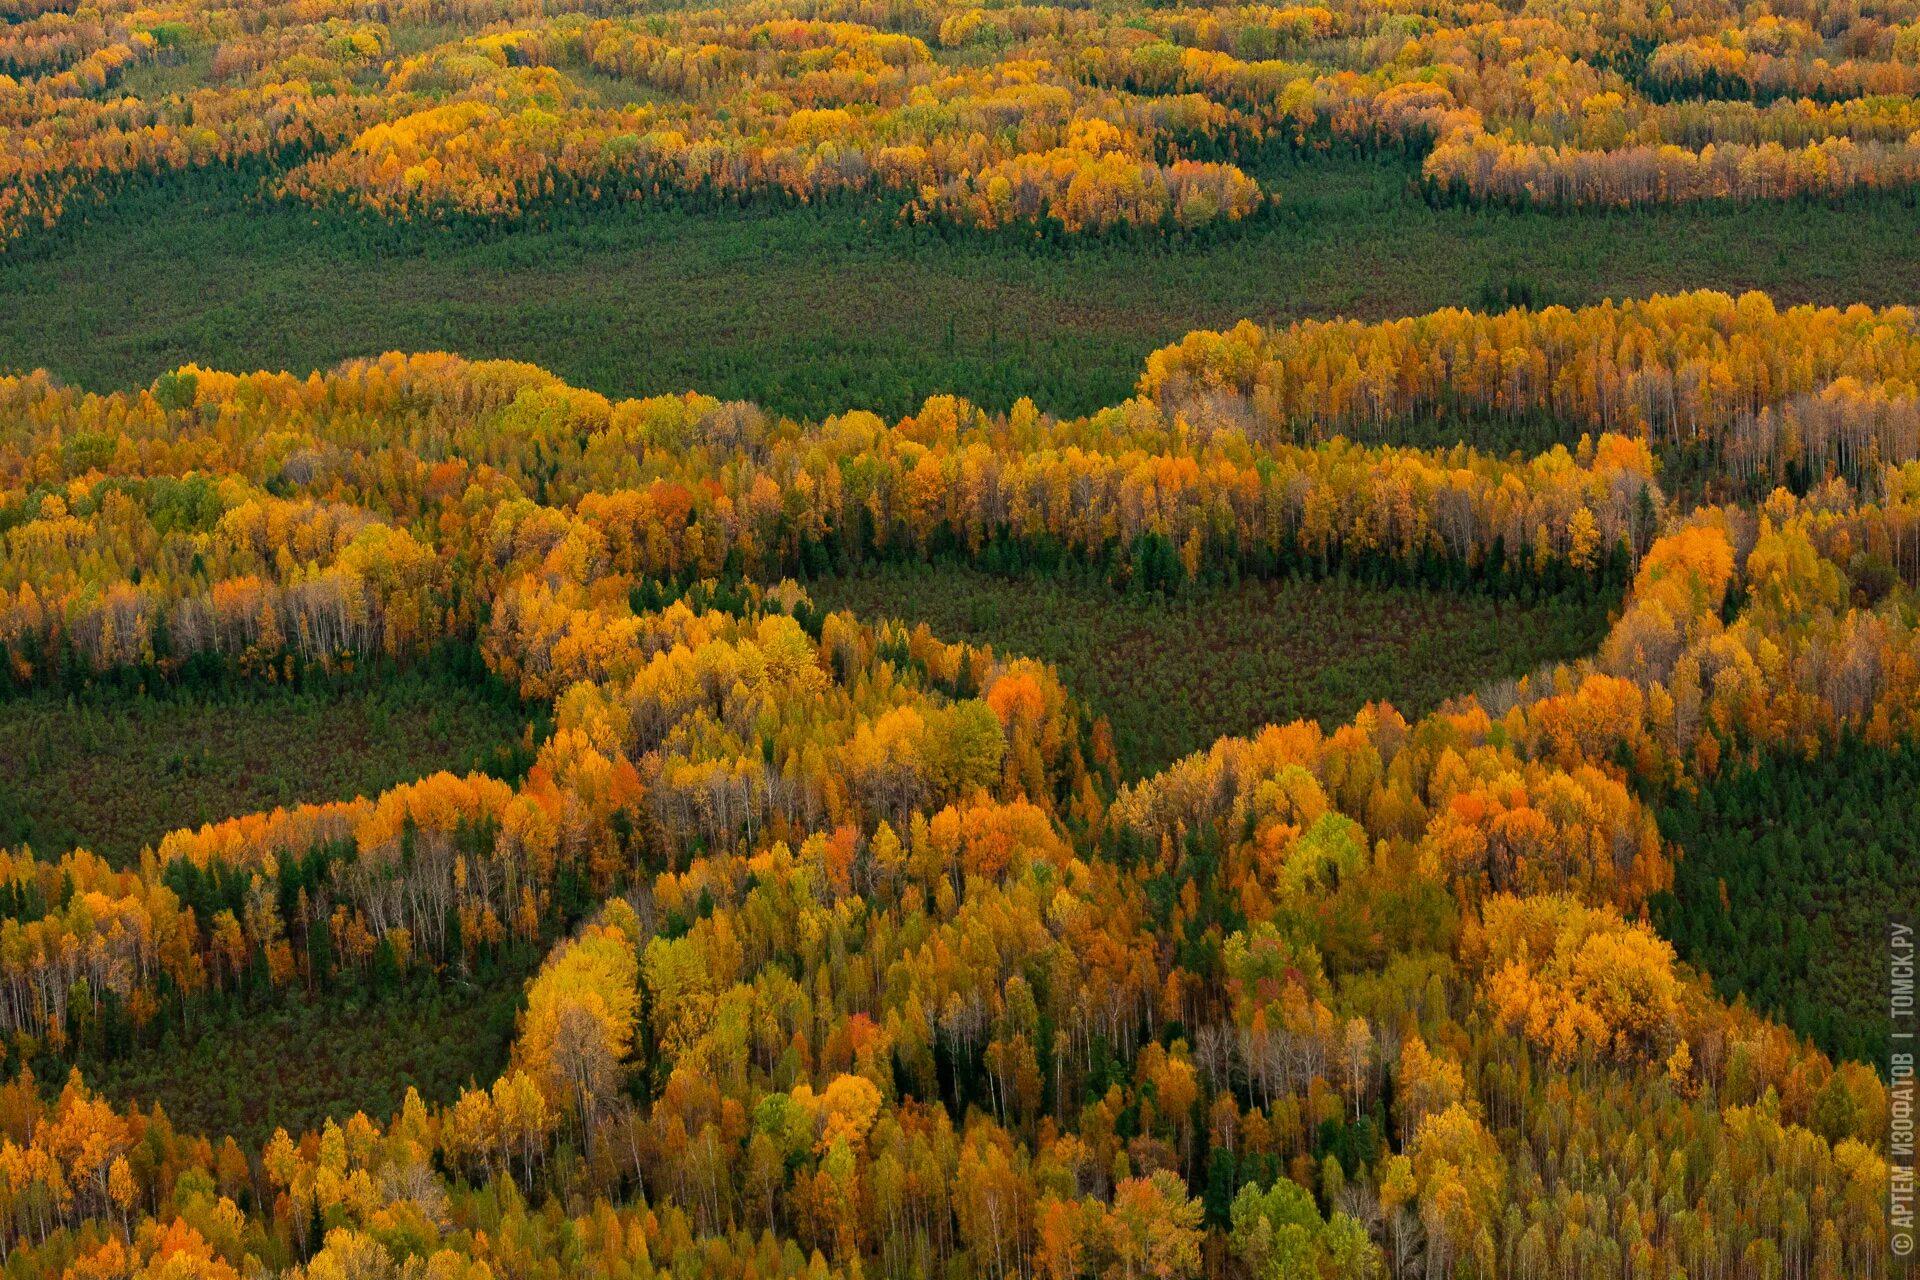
left=0, top=666, right=539, bottom=866
left=1651, top=734, right=1920, bottom=1066
left=4, top=158, right=1918, bottom=424
left=811, top=562, right=1613, bottom=776
left=1228, top=1177, right=1377, bottom=1280
left=151, top=368, right=198, bottom=413
left=80, top=972, right=527, bottom=1145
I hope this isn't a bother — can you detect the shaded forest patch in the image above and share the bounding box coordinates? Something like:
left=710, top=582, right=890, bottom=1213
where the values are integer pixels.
left=79, top=972, right=528, bottom=1146
left=1651, top=735, right=1920, bottom=1067
left=810, top=562, right=1615, bottom=776
left=0, top=666, right=541, bottom=866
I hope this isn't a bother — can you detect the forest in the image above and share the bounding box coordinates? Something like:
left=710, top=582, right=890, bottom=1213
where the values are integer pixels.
left=3, top=159, right=1918, bottom=422
left=0, top=0, right=1915, bottom=1272
left=5, top=0, right=1920, bottom=418
left=1651, top=733, right=1920, bottom=1068
left=0, top=289, right=1908, bottom=1279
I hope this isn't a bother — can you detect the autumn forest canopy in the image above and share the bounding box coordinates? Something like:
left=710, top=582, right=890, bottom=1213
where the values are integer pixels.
left=1, top=0, right=1918, bottom=1273
left=4, top=0, right=1920, bottom=412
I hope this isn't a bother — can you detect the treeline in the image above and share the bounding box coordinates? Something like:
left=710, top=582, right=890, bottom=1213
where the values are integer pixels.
left=0, top=343, right=1664, bottom=693
left=1143, top=290, right=1920, bottom=501
left=12, top=0, right=1920, bottom=258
